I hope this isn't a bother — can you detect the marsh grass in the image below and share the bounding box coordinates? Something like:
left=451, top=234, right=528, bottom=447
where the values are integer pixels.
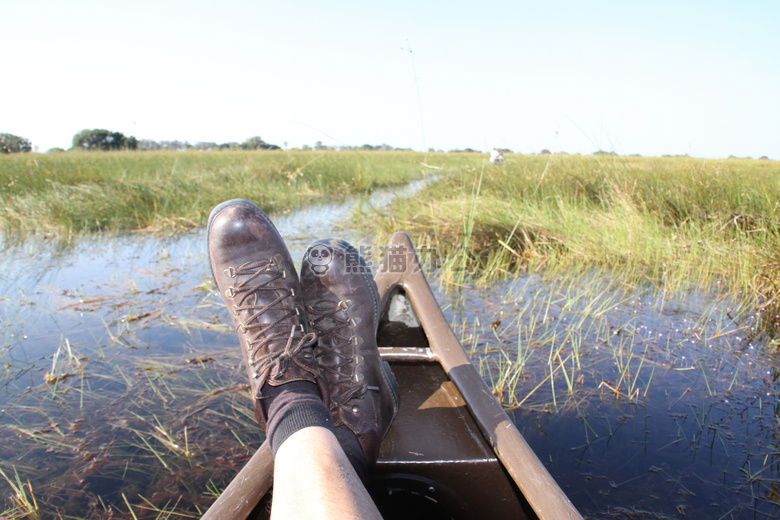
left=371, top=153, right=780, bottom=337
left=0, top=150, right=425, bottom=239
left=2, top=150, right=779, bottom=517
left=461, top=267, right=750, bottom=411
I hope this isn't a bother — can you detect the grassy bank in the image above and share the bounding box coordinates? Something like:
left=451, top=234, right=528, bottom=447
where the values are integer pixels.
left=0, top=150, right=425, bottom=238
left=368, top=153, right=780, bottom=336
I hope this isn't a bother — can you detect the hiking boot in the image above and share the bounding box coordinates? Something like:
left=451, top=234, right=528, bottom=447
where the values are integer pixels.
left=300, top=239, right=400, bottom=464
left=207, top=199, right=327, bottom=430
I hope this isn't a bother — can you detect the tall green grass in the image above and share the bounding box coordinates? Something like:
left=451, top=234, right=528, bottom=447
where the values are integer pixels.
left=371, top=153, right=780, bottom=336
left=0, top=150, right=425, bottom=238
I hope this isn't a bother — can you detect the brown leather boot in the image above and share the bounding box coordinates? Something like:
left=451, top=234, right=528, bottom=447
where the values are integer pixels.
left=207, top=199, right=328, bottom=430
left=300, top=239, right=400, bottom=464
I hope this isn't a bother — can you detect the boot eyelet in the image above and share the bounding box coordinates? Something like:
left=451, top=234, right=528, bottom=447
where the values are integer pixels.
left=281, top=270, right=287, bottom=279
left=225, top=287, right=235, bottom=298
left=351, top=404, right=360, bottom=413
left=339, top=300, right=352, bottom=310
left=348, top=317, right=360, bottom=327
left=302, top=350, right=313, bottom=359
left=352, top=355, right=363, bottom=364
left=298, top=324, right=305, bottom=333
left=354, top=372, right=364, bottom=382
left=350, top=336, right=363, bottom=346
left=232, top=305, right=238, bottom=315
left=290, top=288, right=296, bottom=297
left=295, top=307, right=301, bottom=316
left=223, top=267, right=236, bottom=278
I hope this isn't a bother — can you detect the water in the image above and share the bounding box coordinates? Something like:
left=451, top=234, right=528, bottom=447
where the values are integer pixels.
left=443, top=275, right=780, bottom=519
left=1, top=184, right=778, bottom=518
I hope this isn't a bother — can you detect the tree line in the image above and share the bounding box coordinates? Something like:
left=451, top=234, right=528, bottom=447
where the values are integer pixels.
left=0, top=130, right=282, bottom=153
left=2, top=130, right=419, bottom=154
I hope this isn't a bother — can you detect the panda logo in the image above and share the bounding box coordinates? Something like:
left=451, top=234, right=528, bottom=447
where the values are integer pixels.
left=306, top=244, right=333, bottom=276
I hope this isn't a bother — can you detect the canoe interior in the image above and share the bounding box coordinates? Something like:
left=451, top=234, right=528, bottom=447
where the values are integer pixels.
left=370, top=361, right=537, bottom=520
left=370, top=288, right=537, bottom=520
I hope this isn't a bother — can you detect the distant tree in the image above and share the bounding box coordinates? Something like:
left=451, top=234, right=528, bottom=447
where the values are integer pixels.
left=219, top=142, right=241, bottom=150
left=139, top=139, right=161, bottom=151
left=540, top=149, right=551, bottom=155
left=314, top=140, right=329, bottom=151
left=160, top=140, right=192, bottom=151
left=193, top=142, right=218, bottom=151
left=242, top=136, right=281, bottom=150
left=356, top=143, right=396, bottom=151
left=72, top=129, right=136, bottom=150
left=46, top=147, right=65, bottom=153
left=0, top=133, right=32, bottom=153
left=593, top=150, right=617, bottom=156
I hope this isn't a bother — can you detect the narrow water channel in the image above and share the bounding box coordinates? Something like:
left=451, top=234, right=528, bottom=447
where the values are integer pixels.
left=0, top=181, right=778, bottom=519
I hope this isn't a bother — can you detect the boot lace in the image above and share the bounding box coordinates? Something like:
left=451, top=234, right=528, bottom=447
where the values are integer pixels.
left=307, top=299, right=365, bottom=417
left=225, top=256, right=316, bottom=385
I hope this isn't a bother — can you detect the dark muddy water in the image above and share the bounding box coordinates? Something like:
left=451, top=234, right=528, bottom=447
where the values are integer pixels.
left=1, top=189, right=778, bottom=518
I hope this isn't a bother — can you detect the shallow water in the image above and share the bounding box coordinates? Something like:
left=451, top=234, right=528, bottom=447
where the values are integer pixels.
left=1, top=186, right=779, bottom=518
left=448, top=275, right=780, bottom=519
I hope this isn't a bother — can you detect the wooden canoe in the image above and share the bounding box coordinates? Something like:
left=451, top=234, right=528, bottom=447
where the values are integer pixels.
left=203, top=232, right=582, bottom=520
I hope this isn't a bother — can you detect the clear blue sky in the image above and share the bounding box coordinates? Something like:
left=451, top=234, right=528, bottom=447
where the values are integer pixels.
left=4, top=0, right=779, bottom=158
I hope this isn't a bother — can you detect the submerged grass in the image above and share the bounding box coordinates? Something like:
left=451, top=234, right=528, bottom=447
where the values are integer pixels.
left=0, top=150, right=425, bottom=239
left=0, top=466, right=39, bottom=519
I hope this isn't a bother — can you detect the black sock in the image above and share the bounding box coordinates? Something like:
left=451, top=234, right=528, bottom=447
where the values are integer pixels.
left=260, top=381, right=370, bottom=485
left=262, top=380, right=333, bottom=457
